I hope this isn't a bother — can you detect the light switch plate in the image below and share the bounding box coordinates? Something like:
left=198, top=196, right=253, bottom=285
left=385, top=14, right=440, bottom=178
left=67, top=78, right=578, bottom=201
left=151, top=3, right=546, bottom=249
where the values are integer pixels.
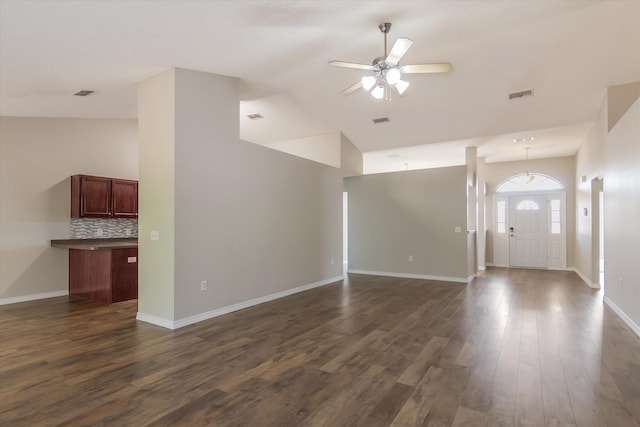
left=150, top=230, right=159, bottom=241
left=454, top=226, right=462, bottom=233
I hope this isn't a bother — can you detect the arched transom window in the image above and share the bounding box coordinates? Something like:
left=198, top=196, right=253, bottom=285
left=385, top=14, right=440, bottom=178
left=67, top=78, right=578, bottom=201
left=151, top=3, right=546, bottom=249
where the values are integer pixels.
left=496, top=173, right=564, bottom=193
left=516, top=200, right=540, bottom=210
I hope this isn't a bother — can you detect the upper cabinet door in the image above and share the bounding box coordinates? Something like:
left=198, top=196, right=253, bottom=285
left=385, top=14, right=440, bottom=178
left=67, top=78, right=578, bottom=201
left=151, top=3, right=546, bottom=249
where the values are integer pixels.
left=71, top=175, right=138, bottom=218
left=79, top=176, right=112, bottom=218
left=111, top=179, right=138, bottom=218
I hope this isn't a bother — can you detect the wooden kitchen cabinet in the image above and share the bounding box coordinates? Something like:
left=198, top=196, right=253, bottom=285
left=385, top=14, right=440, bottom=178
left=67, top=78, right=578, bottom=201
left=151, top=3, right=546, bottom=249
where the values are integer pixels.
left=110, top=248, right=138, bottom=302
left=111, top=179, right=138, bottom=218
left=72, top=175, right=111, bottom=218
left=71, top=174, right=138, bottom=218
left=69, top=248, right=138, bottom=304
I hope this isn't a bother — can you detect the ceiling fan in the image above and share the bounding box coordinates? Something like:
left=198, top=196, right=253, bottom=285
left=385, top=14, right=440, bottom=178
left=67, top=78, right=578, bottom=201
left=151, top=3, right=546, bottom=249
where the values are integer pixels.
left=329, top=23, right=452, bottom=100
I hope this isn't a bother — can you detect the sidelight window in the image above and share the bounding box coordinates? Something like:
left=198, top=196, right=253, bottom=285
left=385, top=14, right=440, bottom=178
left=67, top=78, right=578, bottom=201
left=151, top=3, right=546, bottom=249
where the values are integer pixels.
left=550, top=199, right=561, bottom=234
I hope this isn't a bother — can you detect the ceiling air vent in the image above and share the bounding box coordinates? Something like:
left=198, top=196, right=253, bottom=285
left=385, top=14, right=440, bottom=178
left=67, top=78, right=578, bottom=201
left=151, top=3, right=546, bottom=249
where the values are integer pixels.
left=508, top=89, right=533, bottom=100
left=73, top=90, right=95, bottom=97
left=247, top=113, right=264, bottom=120
left=373, top=117, right=389, bottom=124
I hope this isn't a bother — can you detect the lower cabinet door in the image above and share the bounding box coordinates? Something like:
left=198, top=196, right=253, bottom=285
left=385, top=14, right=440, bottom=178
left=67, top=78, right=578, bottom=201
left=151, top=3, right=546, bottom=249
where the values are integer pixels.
left=111, top=248, right=138, bottom=303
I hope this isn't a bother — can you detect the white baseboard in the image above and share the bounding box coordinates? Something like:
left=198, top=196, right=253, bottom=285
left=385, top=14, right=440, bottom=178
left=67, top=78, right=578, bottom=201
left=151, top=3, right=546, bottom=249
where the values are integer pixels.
left=137, top=275, right=344, bottom=330
left=604, top=296, right=640, bottom=338
left=135, top=312, right=175, bottom=329
left=569, top=267, right=599, bottom=289
left=0, top=290, right=68, bottom=306
left=347, top=269, right=468, bottom=284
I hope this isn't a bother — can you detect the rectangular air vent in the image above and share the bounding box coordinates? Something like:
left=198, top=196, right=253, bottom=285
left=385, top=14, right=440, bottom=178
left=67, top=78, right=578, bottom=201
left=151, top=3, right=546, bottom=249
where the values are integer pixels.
left=247, top=113, right=264, bottom=120
left=508, top=89, right=534, bottom=100
left=73, top=90, right=95, bottom=97
left=373, top=117, right=389, bottom=124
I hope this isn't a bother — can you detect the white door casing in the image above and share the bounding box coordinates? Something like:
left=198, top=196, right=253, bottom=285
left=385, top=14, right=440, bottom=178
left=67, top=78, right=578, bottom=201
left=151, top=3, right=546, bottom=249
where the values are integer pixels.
left=492, top=191, right=566, bottom=269
left=509, top=194, right=548, bottom=268
left=493, top=194, right=509, bottom=267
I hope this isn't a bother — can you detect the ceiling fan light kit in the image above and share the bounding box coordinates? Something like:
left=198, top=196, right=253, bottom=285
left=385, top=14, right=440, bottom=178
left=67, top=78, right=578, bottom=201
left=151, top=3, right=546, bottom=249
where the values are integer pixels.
left=371, top=84, right=385, bottom=100
left=362, top=75, right=376, bottom=91
left=329, top=22, right=452, bottom=100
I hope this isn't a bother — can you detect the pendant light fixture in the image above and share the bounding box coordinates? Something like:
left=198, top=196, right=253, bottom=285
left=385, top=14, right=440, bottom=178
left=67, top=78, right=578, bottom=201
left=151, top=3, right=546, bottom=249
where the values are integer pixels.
left=525, top=147, right=535, bottom=183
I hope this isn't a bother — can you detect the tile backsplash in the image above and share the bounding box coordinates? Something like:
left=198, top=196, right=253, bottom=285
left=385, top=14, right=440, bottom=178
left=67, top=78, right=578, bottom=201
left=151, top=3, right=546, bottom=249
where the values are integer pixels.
left=70, top=218, right=138, bottom=239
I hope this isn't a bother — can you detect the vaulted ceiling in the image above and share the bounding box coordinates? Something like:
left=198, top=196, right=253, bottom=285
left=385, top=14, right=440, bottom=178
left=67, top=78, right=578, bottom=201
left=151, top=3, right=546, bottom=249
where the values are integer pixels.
left=1, top=1, right=639, bottom=168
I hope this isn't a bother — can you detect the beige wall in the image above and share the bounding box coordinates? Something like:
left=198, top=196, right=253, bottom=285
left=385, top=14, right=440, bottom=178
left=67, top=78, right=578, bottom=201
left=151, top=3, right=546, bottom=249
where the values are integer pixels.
left=137, top=69, right=177, bottom=321
left=607, top=81, right=640, bottom=132
left=340, top=133, right=363, bottom=177
left=485, top=156, right=576, bottom=267
left=575, top=105, right=607, bottom=284
left=344, top=166, right=468, bottom=281
left=0, top=117, right=138, bottom=301
left=138, top=68, right=343, bottom=326
left=266, top=132, right=340, bottom=168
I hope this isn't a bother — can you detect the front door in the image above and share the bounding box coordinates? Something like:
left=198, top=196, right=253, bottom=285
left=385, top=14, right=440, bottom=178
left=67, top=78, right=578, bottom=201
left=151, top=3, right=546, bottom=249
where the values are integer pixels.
left=509, top=194, right=547, bottom=268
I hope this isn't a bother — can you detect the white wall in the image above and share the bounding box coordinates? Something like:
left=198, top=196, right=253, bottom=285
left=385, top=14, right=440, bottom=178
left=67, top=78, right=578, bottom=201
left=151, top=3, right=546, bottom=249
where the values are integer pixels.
left=485, top=156, right=576, bottom=266
left=575, top=81, right=640, bottom=335
left=0, top=117, right=138, bottom=302
left=344, top=166, right=468, bottom=281
left=603, top=98, right=640, bottom=333
left=575, top=83, right=640, bottom=333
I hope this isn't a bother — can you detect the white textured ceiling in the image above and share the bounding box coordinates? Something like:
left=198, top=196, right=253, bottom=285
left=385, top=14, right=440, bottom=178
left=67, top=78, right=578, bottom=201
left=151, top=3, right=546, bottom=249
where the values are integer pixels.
left=1, top=1, right=639, bottom=168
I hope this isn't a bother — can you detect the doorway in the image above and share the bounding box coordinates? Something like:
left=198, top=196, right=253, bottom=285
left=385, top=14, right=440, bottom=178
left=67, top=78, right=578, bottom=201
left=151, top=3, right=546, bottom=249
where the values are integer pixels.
left=343, top=192, right=348, bottom=274
left=508, top=194, right=548, bottom=268
left=492, top=173, right=566, bottom=269
left=591, top=178, right=604, bottom=287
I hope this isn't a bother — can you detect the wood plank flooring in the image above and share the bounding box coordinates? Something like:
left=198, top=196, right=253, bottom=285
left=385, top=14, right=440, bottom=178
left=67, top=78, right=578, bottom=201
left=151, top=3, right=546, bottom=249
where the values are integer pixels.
left=1, top=268, right=639, bottom=426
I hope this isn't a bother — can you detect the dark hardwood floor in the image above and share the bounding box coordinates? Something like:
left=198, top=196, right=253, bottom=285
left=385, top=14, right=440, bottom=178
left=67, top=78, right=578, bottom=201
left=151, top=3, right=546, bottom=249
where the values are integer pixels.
left=1, top=268, right=639, bottom=426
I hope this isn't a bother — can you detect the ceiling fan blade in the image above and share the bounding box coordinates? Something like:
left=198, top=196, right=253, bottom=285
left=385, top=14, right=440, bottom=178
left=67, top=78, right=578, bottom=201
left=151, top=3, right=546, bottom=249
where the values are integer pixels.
left=340, top=81, right=363, bottom=96
left=401, top=63, right=452, bottom=74
left=329, top=60, right=375, bottom=71
left=386, top=37, right=413, bottom=64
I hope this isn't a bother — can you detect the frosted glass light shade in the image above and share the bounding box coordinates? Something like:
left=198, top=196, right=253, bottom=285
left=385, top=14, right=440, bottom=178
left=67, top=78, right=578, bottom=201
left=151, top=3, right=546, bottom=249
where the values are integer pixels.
left=395, top=79, right=409, bottom=95
left=371, top=84, right=385, bottom=99
left=385, top=68, right=401, bottom=85
left=361, top=75, right=376, bottom=91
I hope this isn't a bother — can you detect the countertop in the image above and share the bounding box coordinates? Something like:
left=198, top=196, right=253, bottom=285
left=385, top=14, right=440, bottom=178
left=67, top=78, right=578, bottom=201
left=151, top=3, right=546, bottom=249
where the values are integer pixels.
left=51, top=237, right=138, bottom=250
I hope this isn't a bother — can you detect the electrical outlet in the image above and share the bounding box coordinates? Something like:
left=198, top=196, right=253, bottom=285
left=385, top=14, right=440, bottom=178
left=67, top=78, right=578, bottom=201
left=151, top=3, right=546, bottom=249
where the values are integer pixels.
left=620, top=278, right=624, bottom=288
left=96, top=228, right=104, bottom=237
left=125, top=228, right=132, bottom=237
left=331, top=258, right=335, bottom=265
left=150, top=230, right=159, bottom=241
left=201, top=280, right=208, bottom=291
left=408, top=255, right=413, bottom=262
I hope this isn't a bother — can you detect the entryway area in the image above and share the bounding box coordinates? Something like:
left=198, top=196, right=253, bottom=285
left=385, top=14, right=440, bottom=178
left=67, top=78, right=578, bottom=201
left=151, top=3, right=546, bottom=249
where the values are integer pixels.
left=492, top=173, right=566, bottom=269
